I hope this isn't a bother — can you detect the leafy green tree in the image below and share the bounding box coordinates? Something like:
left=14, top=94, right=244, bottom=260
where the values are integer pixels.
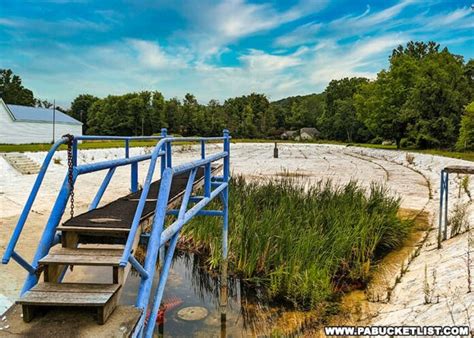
left=70, top=94, right=99, bottom=133
left=150, top=91, right=166, bottom=133
left=320, top=77, right=369, bottom=142
left=0, top=69, right=35, bottom=106
left=165, top=98, right=182, bottom=134
left=206, top=99, right=225, bottom=136
left=456, top=102, right=474, bottom=151
left=356, top=41, right=472, bottom=149
left=404, top=48, right=472, bottom=148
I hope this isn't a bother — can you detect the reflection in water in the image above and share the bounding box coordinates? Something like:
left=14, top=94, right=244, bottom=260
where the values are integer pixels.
left=121, top=251, right=318, bottom=337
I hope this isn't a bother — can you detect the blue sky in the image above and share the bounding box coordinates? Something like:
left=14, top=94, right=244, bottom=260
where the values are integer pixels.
left=1, top=0, right=473, bottom=107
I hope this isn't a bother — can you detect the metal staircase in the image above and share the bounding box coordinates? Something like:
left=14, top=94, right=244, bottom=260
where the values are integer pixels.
left=1, top=129, right=230, bottom=337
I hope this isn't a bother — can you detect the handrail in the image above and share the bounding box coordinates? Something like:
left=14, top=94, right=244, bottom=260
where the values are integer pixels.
left=2, top=136, right=69, bottom=264
left=119, top=138, right=167, bottom=266
left=2, top=128, right=231, bottom=337
left=74, top=135, right=164, bottom=141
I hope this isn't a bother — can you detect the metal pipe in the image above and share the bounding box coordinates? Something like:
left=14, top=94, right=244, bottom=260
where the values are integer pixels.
left=11, top=251, right=36, bottom=274
left=76, top=153, right=161, bottom=175
left=172, top=152, right=227, bottom=176
left=131, top=162, right=138, bottom=193
left=178, top=168, right=197, bottom=220
left=21, top=172, right=77, bottom=294
left=2, top=137, right=68, bottom=264
left=443, top=171, right=449, bottom=240
left=135, top=169, right=173, bottom=309
left=204, top=163, right=211, bottom=197
left=160, top=128, right=167, bottom=177
left=222, top=184, right=229, bottom=259
left=223, top=129, right=230, bottom=181
left=144, top=232, right=179, bottom=337
left=75, top=135, right=164, bottom=141
left=438, top=170, right=444, bottom=248
left=160, top=182, right=228, bottom=244
left=119, top=139, right=167, bottom=267
left=89, top=167, right=116, bottom=211
left=129, top=255, right=149, bottom=280
left=201, top=140, right=205, bottom=159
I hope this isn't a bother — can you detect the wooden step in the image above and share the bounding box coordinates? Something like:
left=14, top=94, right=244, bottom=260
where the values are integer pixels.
left=17, top=282, right=121, bottom=324
left=57, top=225, right=130, bottom=246
left=39, top=247, right=125, bottom=284
left=39, top=247, right=124, bottom=267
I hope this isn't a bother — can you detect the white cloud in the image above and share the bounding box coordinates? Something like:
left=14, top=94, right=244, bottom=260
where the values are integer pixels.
left=0, top=17, right=109, bottom=34
left=275, top=0, right=415, bottom=47
left=128, top=39, right=189, bottom=70
left=274, top=22, right=322, bottom=47
left=239, top=49, right=302, bottom=72
left=305, top=34, right=406, bottom=85
left=177, top=0, right=328, bottom=58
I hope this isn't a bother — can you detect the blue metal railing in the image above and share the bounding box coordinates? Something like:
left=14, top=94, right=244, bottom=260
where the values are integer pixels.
left=2, top=129, right=230, bottom=337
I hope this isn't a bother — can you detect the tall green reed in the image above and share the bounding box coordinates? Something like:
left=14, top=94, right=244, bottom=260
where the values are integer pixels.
left=184, top=176, right=410, bottom=308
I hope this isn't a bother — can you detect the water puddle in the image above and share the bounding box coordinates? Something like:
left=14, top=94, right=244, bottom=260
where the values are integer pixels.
left=63, top=209, right=431, bottom=336
left=121, top=252, right=319, bottom=337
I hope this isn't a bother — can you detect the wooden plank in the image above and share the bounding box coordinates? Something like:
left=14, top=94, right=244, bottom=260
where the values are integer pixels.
left=444, top=165, right=474, bottom=174
left=97, top=288, right=119, bottom=324
left=17, top=291, right=114, bottom=306
left=57, top=225, right=131, bottom=234
left=40, top=248, right=123, bottom=266
left=48, top=248, right=124, bottom=256
left=32, top=282, right=120, bottom=293
left=1, top=304, right=142, bottom=337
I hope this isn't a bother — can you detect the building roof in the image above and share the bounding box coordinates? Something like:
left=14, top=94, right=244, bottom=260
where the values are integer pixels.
left=1, top=99, right=82, bottom=125
left=300, top=127, right=320, bottom=135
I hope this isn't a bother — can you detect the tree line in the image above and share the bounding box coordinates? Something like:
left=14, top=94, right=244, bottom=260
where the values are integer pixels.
left=1, top=41, right=473, bottom=150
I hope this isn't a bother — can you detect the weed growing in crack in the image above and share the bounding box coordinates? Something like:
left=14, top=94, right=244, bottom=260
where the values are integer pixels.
left=449, top=203, right=469, bottom=237
left=423, top=264, right=437, bottom=304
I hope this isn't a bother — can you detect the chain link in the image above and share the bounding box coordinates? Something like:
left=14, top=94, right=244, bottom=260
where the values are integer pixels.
left=65, top=134, right=75, bottom=219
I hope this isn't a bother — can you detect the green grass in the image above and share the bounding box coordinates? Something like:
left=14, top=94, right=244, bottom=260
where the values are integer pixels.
left=0, top=140, right=195, bottom=153
left=1, top=138, right=472, bottom=162
left=184, top=176, right=411, bottom=308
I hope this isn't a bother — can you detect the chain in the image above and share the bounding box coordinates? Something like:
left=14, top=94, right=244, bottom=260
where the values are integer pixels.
left=65, top=134, right=75, bottom=219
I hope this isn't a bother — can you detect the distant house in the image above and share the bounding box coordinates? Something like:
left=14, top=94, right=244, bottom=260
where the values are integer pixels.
left=281, top=128, right=320, bottom=141
left=280, top=130, right=298, bottom=139
left=299, top=128, right=320, bottom=140
left=0, top=98, right=82, bottom=144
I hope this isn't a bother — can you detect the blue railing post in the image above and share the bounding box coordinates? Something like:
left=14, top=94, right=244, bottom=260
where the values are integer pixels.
left=160, top=128, right=167, bottom=177
left=443, top=171, right=449, bottom=240
left=201, top=140, right=206, bottom=159
left=2, top=137, right=68, bottom=264
left=136, top=169, right=173, bottom=310
left=166, top=140, right=172, bottom=169
left=125, top=139, right=130, bottom=158
left=21, top=172, right=77, bottom=294
left=89, top=167, right=116, bottom=211
left=438, top=170, right=444, bottom=248
left=126, top=139, right=138, bottom=193
left=223, top=129, right=230, bottom=182
left=220, top=129, right=230, bottom=319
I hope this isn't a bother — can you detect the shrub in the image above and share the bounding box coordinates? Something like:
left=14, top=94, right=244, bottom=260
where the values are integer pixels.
left=405, top=153, right=415, bottom=165
left=184, top=176, right=410, bottom=308
left=370, top=136, right=384, bottom=145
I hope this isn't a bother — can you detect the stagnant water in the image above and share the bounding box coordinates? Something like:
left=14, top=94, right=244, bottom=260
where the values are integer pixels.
left=120, top=251, right=316, bottom=337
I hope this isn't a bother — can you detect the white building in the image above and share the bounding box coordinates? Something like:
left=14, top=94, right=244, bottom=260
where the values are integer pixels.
left=0, top=98, right=82, bottom=144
